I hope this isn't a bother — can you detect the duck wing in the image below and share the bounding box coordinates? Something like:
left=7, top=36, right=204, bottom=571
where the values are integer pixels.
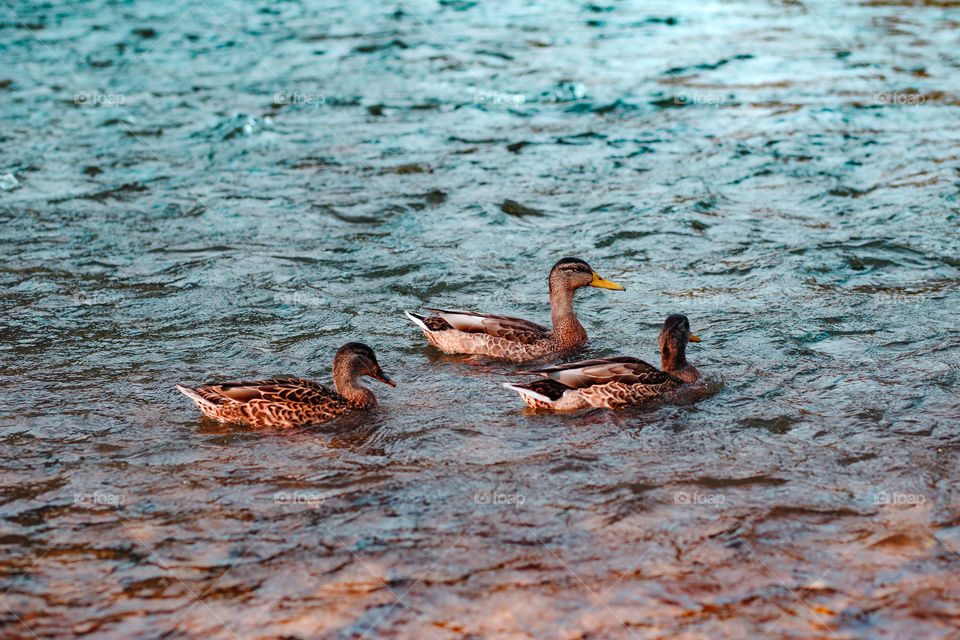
left=522, top=357, right=679, bottom=389
left=424, top=308, right=549, bottom=343
left=199, top=377, right=338, bottom=405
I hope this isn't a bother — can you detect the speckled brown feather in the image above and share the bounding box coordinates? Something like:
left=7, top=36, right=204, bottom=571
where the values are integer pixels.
left=177, top=343, right=392, bottom=428
left=428, top=329, right=557, bottom=362
left=178, top=377, right=364, bottom=428
left=421, top=316, right=452, bottom=332
left=507, top=358, right=684, bottom=410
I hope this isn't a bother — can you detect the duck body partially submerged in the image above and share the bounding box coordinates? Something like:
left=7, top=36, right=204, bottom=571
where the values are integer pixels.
left=405, top=257, right=624, bottom=362
left=176, top=343, right=394, bottom=428
left=505, top=315, right=702, bottom=410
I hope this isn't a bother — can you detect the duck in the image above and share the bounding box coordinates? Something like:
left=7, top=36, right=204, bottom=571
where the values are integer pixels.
left=175, top=342, right=394, bottom=428
left=404, top=257, right=625, bottom=362
left=503, top=314, right=701, bottom=410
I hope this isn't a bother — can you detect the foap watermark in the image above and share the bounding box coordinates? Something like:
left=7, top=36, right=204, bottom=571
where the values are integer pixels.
left=474, top=91, right=526, bottom=107
left=274, top=91, right=325, bottom=107
left=868, top=291, right=924, bottom=309
left=674, top=92, right=727, bottom=107
left=873, top=91, right=926, bottom=106
left=274, top=292, right=328, bottom=308
left=74, top=91, right=126, bottom=107
left=874, top=491, right=926, bottom=507
left=74, top=491, right=125, bottom=507
left=474, top=490, right=525, bottom=508
left=73, top=291, right=124, bottom=306
left=461, top=288, right=533, bottom=311
left=673, top=490, right=726, bottom=507
left=274, top=490, right=324, bottom=508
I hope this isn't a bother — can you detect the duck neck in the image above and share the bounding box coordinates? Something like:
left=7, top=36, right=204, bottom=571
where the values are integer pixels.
left=661, top=338, right=700, bottom=382
left=333, top=366, right=376, bottom=407
left=660, top=337, right=687, bottom=373
left=549, top=285, right=586, bottom=348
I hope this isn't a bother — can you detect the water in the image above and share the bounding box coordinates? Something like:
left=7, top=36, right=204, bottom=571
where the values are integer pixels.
left=2, top=0, right=960, bottom=637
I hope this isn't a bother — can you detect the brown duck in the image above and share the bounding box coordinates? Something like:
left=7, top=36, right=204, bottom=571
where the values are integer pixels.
left=176, top=342, right=394, bottom=428
left=504, top=314, right=702, bottom=410
left=404, top=257, right=625, bottom=362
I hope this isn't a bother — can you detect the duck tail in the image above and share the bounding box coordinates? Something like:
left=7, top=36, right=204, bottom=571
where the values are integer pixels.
left=176, top=384, right=216, bottom=409
left=502, top=382, right=553, bottom=405
left=404, top=310, right=434, bottom=333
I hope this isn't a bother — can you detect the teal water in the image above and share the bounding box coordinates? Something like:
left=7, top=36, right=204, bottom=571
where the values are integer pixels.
left=2, top=0, right=960, bottom=637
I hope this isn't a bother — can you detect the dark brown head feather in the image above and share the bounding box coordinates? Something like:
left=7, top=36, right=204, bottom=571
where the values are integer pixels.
left=550, top=257, right=592, bottom=273
left=338, top=342, right=378, bottom=361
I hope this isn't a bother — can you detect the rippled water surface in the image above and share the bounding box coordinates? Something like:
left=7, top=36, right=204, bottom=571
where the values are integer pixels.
left=3, top=0, right=960, bottom=637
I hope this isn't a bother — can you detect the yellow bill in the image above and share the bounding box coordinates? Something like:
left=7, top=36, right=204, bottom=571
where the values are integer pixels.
left=689, top=333, right=701, bottom=342
left=589, top=272, right=625, bottom=291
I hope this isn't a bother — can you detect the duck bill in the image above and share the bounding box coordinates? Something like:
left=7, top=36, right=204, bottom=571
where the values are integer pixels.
left=372, top=369, right=396, bottom=387
left=689, top=333, right=702, bottom=343
left=589, top=272, right=625, bottom=291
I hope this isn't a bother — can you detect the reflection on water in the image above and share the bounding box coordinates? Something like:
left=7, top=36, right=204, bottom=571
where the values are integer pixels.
left=2, top=0, right=960, bottom=637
